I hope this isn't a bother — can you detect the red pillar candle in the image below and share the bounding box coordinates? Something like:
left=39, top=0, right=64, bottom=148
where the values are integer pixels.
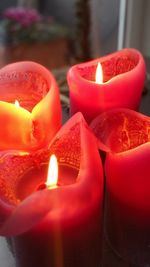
left=0, top=61, right=61, bottom=151
left=91, top=108, right=150, bottom=265
left=67, top=48, right=146, bottom=123
left=0, top=113, right=103, bottom=267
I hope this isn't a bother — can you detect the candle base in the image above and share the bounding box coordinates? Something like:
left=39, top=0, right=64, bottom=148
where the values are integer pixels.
left=12, top=209, right=102, bottom=267
left=105, top=190, right=150, bottom=266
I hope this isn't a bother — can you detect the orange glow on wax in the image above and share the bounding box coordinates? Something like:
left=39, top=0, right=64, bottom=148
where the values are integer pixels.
left=95, top=62, right=103, bottom=84
left=15, top=100, right=20, bottom=108
left=46, top=154, right=58, bottom=188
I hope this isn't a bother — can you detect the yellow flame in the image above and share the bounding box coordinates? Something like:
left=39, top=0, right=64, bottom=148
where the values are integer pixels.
left=95, top=62, right=103, bottom=84
left=15, top=100, right=20, bottom=108
left=46, top=154, right=58, bottom=188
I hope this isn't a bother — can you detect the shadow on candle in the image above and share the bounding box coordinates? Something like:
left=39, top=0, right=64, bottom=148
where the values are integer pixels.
left=0, top=112, right=104, bottom=267
left=91, top=108, right=150, bottom=266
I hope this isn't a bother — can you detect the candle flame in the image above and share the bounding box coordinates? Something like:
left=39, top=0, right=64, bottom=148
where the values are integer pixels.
left=15, top=100, right=20, bottom=108
left=46, top=154, right=58, bottom=188
left=95, top=62, right=103, bottom=84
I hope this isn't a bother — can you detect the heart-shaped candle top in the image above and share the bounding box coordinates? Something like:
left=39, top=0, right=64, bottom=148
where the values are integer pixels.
left=0, top=113, right=103, bottom=236
left=76, top=49, right=139, bottom=83
left=0, top=61, right=61, bottom=151
left=68, top=48, right=146, bottom=123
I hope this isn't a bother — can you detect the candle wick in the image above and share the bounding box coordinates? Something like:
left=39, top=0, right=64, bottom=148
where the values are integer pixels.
left=37, top=183, right=47, bottom=191
left=46, top=182, right=58, bottom=189
left=37, top=182, right=59, bottom=191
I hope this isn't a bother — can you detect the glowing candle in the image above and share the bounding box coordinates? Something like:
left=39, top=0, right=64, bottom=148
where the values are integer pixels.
left=67, top=48, right=146, bottom=123
left=0, top=61, right=61, bottom=151
left=0, top=113, right=103, bottom=267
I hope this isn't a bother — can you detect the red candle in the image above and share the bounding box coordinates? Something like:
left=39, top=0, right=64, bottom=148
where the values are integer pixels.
left=91, top=108, right=150, bottom=265
left=67, top=48, right=146, bottom=123
left=0, top=113, right=103, bottom=267
left=0, top=61, right=61, bottom=151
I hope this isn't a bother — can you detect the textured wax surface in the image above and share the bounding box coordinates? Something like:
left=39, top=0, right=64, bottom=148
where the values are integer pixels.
left=91, top=110, right=150, bottom=153
left=77, top=51, right=138, bottom=82
left=0, top=121, right=81, bottom=205
left=49, top=123, right=81, bottom=169
left=0, top=71, right=49, bottom=111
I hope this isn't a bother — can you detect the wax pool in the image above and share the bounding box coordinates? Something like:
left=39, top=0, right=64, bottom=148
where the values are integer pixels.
left=91, top=108, right=150, bottom=266
left=0, top=113, right=104, bottom=267
left=67, top=48, right=146, bottom=123
left=0, top=61, right=61, bottom=151
left=16, top=163, right=78, bottom=201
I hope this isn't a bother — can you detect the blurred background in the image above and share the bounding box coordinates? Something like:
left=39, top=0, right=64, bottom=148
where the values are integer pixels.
left=0, top=0, right=149, bottom=69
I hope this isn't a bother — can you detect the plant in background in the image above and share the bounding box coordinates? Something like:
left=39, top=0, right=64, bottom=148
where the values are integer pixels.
left=75, top=0, right=91, bottom=62
left=0, top=7, right=68, bottom=45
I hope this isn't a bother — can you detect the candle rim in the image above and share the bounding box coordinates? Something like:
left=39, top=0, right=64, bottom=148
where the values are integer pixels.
left=0, top=61, right=58, bottom=113
left=91, top=108, right=150, bottom=155
left=110, top=141, right=150, bottom=156
left=68, top=48, right=144, bottom=86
